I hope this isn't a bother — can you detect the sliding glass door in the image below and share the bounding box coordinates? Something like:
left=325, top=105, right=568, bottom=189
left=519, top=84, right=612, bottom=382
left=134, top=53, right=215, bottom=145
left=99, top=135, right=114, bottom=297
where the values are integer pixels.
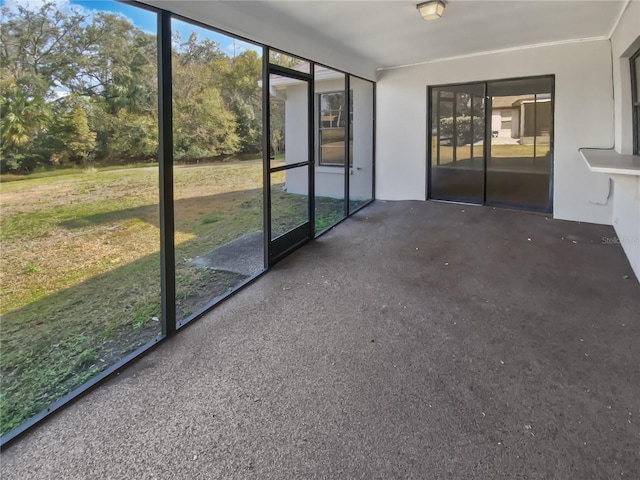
left=486, top=77, right=553, bottom=210
left=430, top=84, right=485, bottom=204
left=429, top=76, right=554, bottom=212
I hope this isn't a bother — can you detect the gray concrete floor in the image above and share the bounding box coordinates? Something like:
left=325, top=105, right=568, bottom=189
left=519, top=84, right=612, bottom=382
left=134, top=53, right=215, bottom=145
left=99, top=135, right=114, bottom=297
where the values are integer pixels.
left=2, top=200, right=639, bottom=479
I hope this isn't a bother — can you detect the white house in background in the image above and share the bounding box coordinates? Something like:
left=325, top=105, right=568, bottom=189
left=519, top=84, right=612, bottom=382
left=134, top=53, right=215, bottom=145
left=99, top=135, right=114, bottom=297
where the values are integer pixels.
left=491, top=94, right=552, bottom=145
left=269, top=66, right=373, bottom=201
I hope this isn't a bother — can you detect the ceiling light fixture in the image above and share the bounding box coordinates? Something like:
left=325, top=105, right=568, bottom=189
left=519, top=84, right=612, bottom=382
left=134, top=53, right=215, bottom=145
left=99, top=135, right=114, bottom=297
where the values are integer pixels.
left=416, top=0, right=446, bottom=21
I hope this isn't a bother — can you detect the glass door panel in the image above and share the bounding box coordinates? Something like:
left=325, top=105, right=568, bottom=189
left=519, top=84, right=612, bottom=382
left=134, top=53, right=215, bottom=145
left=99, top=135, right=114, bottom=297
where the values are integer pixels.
left=486, top=77, right=553, bottom=211
left=268, top=70, right=312, bottom=262
left=271, top=165, right=309, bottom=238
left=172, top=18, right=265, bottom=324
left=315, top=65, right=347, bottom=233
left=430, top=83, right=485, bottom=204
left=349, top=76, right=374, bottom=213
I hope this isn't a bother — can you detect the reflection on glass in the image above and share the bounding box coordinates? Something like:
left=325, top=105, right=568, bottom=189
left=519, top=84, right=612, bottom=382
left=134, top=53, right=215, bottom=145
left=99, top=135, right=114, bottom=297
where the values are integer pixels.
left=0, top=2, right=160, bottom=436
left=271, top=166, right=310, bottom=238
left=314, top=66, right=347, bottom=233
left=430, top=84, right=485, bottom=204
left=349, top=76, right=374, bottom=213
left=172, top=19, right=264, bottom=323
left=487, top=77, right=553, bottom=210
left=318, top=90, right=351, bottom=166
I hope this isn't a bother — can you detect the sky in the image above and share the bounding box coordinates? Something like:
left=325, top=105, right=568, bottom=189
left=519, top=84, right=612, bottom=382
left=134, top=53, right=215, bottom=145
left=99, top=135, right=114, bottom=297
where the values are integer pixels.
left=1, top=0, right=262, bottom=57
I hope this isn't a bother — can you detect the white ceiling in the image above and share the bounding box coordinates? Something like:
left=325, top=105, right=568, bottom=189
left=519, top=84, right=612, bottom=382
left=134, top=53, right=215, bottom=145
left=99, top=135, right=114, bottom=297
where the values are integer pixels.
left=148, top=1, right=630, bottom=76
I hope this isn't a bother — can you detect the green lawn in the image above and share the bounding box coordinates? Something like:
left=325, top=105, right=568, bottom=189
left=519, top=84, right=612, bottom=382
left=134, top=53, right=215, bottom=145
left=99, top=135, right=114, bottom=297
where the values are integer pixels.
left=0, top=160, right=346, bottom=435
left=432, top=141, right=550, bottom=165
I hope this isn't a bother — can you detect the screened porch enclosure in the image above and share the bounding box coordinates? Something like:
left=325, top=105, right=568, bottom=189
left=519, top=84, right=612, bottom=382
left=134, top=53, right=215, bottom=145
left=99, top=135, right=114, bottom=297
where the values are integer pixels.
left=1, top=4, right=639, bottom=476
left=0, top=1, right=374, bottom=446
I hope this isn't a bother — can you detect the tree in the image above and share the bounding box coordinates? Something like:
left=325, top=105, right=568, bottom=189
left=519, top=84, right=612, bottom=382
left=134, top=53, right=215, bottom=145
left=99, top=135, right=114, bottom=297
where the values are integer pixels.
left=268, top=51, right=300, bottom=69
left=0, top=2, right=86, bottom=97
left=0, top=1, right=270, bottom=173
left=173, top=86, right=239, bottom=160
left=172, top=32, right=241, bottom=161
left=0, top=2, right=160, bottom=171
left=0, top=78, right=51, bottom=172
left=223, top=51, right=263, bottom=154
left=46, top=104, right=96, bottom=165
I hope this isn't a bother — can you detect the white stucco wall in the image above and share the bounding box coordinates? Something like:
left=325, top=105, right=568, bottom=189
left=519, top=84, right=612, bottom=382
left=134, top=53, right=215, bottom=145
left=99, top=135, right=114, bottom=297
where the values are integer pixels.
left=612, top=179, right=640, bottom=279
left=283, top=78, right=374, bottom=201
left=611, top=1, right=640, bottom=155
left=376, top=40, right=615, bottom=225
left=282, top=83, right=308, bottom=196
left=349, top=77, right=374, bottom=202
left=312, top=77, right=347, bottom=200
left=610, top=1, right=640, bottom=281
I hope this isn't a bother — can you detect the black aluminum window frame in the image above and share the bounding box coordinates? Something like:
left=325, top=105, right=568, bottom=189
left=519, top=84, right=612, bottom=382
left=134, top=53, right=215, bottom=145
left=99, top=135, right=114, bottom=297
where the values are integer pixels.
left=426, top=74, right=555, bottom=214
left=631, top=48, right=640, bottom=155
left=317, top=89, right=353, bottom=167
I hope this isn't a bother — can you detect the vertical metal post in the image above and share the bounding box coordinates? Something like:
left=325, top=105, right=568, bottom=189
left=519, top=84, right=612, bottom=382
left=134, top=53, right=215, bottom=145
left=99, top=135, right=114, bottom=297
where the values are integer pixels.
left=344, top=75, right=351, bottom=216
left=158, top=10, right=176, bottom=336
left=309, top=65, right=316, bottom=235
left=470, top=93, right=475, bottom=163
left=452, top=92, right=457, bottom=164
left=426, top=86, right=432, bottom=199
left=436, top=90, right=441, bottom=166
left=371, top=81, right=376, bottom=201
left=262, top=47, right=271, bottom=268
left=483, top=83, right=489, bottom=205
left=548, top=76, right=555, bottom=213
left=533, top=93, right=538, bottom=165
left=633, top=52, right=640, bottom=155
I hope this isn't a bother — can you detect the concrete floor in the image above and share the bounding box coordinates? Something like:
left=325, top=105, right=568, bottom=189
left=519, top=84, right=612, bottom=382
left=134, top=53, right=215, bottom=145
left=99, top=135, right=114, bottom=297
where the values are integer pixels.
left=2, top=200, right=639, bottom=479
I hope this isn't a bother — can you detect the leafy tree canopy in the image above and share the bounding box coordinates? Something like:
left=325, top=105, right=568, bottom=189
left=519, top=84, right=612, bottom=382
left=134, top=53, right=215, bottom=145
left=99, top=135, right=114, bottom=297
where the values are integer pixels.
left=1, top=1, right=265, bottom=173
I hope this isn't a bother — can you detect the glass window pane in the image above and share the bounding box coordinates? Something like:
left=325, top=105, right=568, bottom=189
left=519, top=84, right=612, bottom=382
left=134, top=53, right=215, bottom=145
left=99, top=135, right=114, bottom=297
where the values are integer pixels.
left=430, top=85, right=485, bottom=204
left=349, top=76, right=374, bottom=213
left=635, top=54, right=640, bottom=103
left=270, top=74, right=308, bottom=168
left=269, top=49, right=310, bottom=73
left=172, top=19, right=264, bottom=323
left=314, top=66, right=346, bottom=232
left=487, top=77, right=553, bottom=211
left=271, top=166, right=309, bottom=238
left=0, top=1, right=160, bottom=435
left=269, top=70, right=309, bottom=239
left=269, top=80, right=285, bottom=168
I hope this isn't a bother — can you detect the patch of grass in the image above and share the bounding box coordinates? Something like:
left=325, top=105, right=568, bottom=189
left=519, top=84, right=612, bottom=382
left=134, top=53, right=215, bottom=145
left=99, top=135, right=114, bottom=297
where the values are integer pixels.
left=0, top=163, right=162, bottom=183
left=201, top=214, right=221, bottom=225
left=22, top=265, right=39, bottom=275
left=0, top=159, right=370, bottom=435
left=432, top=140, right=550, bottom=166
left=315, top=197, right=345, bottom=232
left=0, top=161, right=265, bottom=435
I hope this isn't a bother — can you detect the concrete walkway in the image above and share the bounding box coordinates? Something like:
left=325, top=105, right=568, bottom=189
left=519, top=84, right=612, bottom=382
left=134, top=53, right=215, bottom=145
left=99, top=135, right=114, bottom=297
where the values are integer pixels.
left=191, top=231, right=264, bottom=276
left=2, top=201, right=639, bottom=479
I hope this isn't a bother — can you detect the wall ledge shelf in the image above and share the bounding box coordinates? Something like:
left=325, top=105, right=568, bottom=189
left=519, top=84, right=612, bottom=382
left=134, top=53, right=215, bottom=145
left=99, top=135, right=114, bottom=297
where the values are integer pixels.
left=580, top=148, right=640, bottom=201
left=579, top=148, right=640, bottom=176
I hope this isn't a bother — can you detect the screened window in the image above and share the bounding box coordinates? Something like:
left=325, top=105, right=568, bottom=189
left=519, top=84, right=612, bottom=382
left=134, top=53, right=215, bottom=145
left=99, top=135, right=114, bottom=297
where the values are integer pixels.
left=318, top=91, right=352, bottom=166
left=632, top=49, right=640, bottom=154
left=501, top=110, right=513, bottom=130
